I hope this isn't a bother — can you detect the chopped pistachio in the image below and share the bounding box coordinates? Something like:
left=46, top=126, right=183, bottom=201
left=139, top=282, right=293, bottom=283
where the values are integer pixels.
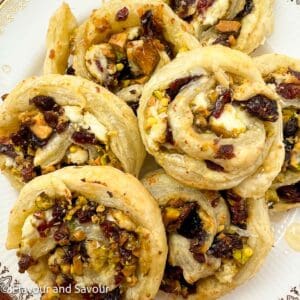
left=153, top=90, right=165, bottom=100
left=100, top=153, right=110, bottom=165
left=178, top=46, right=188, bottom=53
left=69, top=145, right=78, bottom=153
left=96, top=204, right=105, bottom=213
left=60, top=263, right=71, bottom=274
left=35, top=193, right=54, bottom=210
left=290, top=142, right=300, bottom=170
left=265, top=189, right=279, bottom=204
left=233, top=246, right=253, bottom=264
left=77, top=196, right=87, bottom=206
left=144, top=117, right=158, bottom=130
left=116, top=63, right=124, bottom=71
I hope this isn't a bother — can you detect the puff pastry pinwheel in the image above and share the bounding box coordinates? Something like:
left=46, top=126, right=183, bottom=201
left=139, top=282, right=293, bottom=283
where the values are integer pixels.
left=0, top=75, right=145, bottom=190
left=142, top=169, right=273, bottom=299
left=138, top=46, right=284, bottom=198
left=255, top=54, right=300, bottom=211
left=167, top=0, right=274, bottom=54
left=43, top=0, right=199, bottom=111
left=6, top=166, right=167, bottom=299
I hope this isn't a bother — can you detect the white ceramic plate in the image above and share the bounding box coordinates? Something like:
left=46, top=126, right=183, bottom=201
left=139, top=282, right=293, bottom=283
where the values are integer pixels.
left=0, top=0, right=300, bottom=299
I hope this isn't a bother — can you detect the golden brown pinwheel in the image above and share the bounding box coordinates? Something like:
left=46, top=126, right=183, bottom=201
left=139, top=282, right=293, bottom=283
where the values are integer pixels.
left=142, top=169, right=273, bottom=299
left=255, top=54, right=300, bottom=211
left=43, top=0, right=199, bottom=111
left=167, top=0, right=274, bottom=54
left=138, top=45, right=284, bottom=198
left=6, top=166, right=167, bottom=299
left=0, top=75, right=145, bottom=190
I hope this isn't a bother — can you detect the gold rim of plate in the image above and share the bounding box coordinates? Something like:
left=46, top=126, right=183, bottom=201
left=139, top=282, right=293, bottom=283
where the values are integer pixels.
left=0, top=0, right=30, bottom=33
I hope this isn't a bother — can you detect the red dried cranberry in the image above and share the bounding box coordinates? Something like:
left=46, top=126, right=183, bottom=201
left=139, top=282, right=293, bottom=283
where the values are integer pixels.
left=100, top=220, right=120, bottom=241
left=242, top=95, right=279, bottom=122
left=0, top=143, right=17, bottom=158
left=116, top=7, right=129, bottom=21
left=72, top=129, right=98, bottom=145
left=165, top=123, right=174, bottom=145
left=54, top=224, right=70, bottom=245
left=166, top=75, right=201, bottom=100
left=66, top=65, right=75, bottom=75
left=56, top=120, right=69, bottom=133
left=214, top=144, right=235, bottom=160
left=236, top=0, right=254, bottom=18
left=30, top=95, right=59, bottom=111
left=141, top=10, right=163, bottom=37
left=18, top=254, right=36, bottom=273
left=223, top=190, right=248, bottom=229
left=289, top=68, right=300, bottom=80
left=277, top=83, right=300, bottom=100
left=76, top=202, right=97, bottom=223
left=284, top=117, right=298, bottom=138
left=37, top=221, right=50, bottom=237
left=52, top=204, right=66, bottom=222
left=197, top=0, right=215, bottom=13
left=160, top=265, right=196, bottom=297
left=208, top=233, right=243, bottom=258
left=211, top=89, right=232, bottom=118
left=21, top=163, right=35, bottom=182
left=43, top=111, right=58, bottom=128
left=119, top=247, right=135, bottom=265
left=11, top=126, right=47, bottom=149
left=277, top=183, right=300, bottom=203
left=127, top=101, right=139, bottom=115
left=212, top=34, right=231, bottom=47
left=205, top=160, right=225, bottom=172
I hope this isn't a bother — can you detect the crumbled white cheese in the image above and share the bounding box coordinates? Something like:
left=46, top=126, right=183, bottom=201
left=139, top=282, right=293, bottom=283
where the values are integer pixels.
left=67, top=147, right=89, bottom=165
left=83, top=112, right=108, bottom=143
left=209, top=104, right=247, bottom=137
left=64, top=106, right=83, bottom=123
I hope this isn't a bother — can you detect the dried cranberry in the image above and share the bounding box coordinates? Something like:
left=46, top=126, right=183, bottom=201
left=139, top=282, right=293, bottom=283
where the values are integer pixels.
left=56, top=120, right=69, bottom=133
left=119, top=247, right=135, bottom=265
left=166, top=75, right=201, bottom=100
left=18, top=254, right=36, bottom=273
left=66, top=65, right=75, bottom=75
left=177, top=204, right=206, bottom=239
left=212, top=34, right=231, bottom=47
left=277, top=83, right=300, bottom=100
left=54, top=224, right=70, bottom=245
left=236, top=0, right=254, bottom=18
left=190, top=238, right=206, bottom=262
left=52, top=204, right=66, bottom=222
left=1, top=93, right=8, bottom=101
left=43, top=111, right=59, bottom=128
left=21, top=163, right=35, bottom=182
left=277, top=183, right=300, bottom=203
left=289, top=68, right=300, bottom=80
left=197, top=0, right=215, bottom=13
left=141, top=10, right=163, bottom=37
left=284, top=117, right=298, bottom=138
left=100, top=220, right=120, bottom=241
left=72, top=129, right=97, bottom=145
left=30, top=95, right=59, bottom=111
left=205, top=160, right=225, bottom=172
left=211, top=89, right=232, bottom=118
left=0, top=143, right=17, bottom=158
left=116, top=7, right=129, bottom=21
left=127, top=101, right=139, bottom=115
left=208, top=233, right=243, bottom=258
left=165, top=123, right=174, bottom=145
left=241, top=95, right=279, bottom=122
left=160, top=265, right=196, bottom=297
left=37, top=221, right=50, bottom=237
left=223, top=190, right=248, bottom=229
left=11, top=126, right=47, bottom=149
left=214, top=144, right=235, bottom=160
left=76, top=202, right=97, bottom=223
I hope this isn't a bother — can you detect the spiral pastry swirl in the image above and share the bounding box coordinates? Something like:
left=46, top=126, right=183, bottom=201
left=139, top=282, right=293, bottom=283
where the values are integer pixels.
left=138, top=46, right=284, bottom=197
left=6, top=166, right=167, bottom=299
left=255, top=54, right=300, bottom=211
left=0, top=75, right=145, bottom=189
left=142, top=169, right=273, bottom=299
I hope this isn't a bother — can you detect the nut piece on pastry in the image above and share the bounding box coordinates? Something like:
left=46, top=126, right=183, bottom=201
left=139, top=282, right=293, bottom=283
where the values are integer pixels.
left=167, top=0, right=274, bottom=54
left=142, top=169, right=273, bottom=299
left=43, top=0, right=200, bottom=112
left=138, top=45, right=284, bottom=198
left=255, top=54, right=300, bottom=212
left=0, top=75, right=145, bottom=190
left=6, top=166, right=167, bottom=299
